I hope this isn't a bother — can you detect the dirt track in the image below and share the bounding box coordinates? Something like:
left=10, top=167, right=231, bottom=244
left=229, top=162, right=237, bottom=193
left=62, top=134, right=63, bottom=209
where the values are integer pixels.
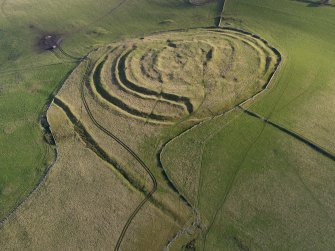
left=73, top=52, right=158, bottom=251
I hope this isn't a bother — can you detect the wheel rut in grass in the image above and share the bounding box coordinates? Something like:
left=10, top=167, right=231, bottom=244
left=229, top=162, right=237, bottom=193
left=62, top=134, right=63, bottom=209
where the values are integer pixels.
left=80, top=58, right=158, bottom=251
left=53, top=97, right=183, bottom=222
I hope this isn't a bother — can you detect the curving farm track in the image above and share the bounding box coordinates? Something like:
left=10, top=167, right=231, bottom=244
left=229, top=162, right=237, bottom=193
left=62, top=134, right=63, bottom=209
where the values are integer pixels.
left=57, top=46, right=158, bottom=251
left=81, top=61, right=158, bottom=251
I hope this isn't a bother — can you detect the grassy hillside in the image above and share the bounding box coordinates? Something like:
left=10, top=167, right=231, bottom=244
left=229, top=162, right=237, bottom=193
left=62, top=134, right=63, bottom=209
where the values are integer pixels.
left=0, top=0, right=218, bottom=221
left=1, top=0, right=335, bottom=250
left=163, top=0, right=335, bottom=250
left=0, top=25, right=278, bottom=249
left=224, top=0, right=335, bottom=150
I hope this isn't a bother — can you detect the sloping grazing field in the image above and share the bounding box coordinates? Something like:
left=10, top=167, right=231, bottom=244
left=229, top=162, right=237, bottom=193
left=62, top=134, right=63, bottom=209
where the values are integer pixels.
left=0, top=103, right=178, bottom=250
left=51, top=27, right=278, bottom=249
left=163, top=0, right=335, bottom=250
left=2, top=0, right=335, bottom=250
left=0, top=25, right=279, bottom=249
left=0, top=0, right=219, bottom=223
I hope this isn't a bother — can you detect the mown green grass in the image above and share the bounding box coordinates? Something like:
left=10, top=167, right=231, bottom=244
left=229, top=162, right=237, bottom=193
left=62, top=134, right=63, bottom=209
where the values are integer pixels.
left=163, top=0, right=335, bottom=250
left=0, top=0, right=219, bottom=220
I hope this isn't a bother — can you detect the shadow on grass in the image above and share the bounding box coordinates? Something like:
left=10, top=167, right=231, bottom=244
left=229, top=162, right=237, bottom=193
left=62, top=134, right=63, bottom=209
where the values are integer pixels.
left=291, top=0, right=335, bottom=7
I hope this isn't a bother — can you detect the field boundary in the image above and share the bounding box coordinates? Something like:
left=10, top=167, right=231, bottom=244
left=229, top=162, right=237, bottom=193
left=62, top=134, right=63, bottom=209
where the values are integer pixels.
left=0, top=148, right=57, bottom=228
left=0, top=63, right=80, bottom=228
left=239, top=107, right=335, bottom=161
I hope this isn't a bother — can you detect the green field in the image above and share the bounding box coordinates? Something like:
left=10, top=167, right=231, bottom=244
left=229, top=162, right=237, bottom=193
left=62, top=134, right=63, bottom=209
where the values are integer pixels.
left=0, top=0, right=219, bottom=221
left=1, top=0, right=335, bottom=250
left=163, top=0, right=335, bottom=249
